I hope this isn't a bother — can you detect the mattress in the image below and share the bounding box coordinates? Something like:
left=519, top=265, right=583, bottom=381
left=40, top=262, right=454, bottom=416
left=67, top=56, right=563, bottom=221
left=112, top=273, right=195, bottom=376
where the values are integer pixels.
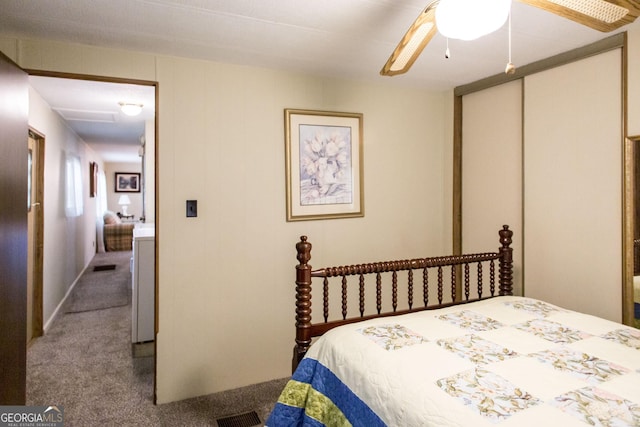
left=267, top=296, right=640, bottom=427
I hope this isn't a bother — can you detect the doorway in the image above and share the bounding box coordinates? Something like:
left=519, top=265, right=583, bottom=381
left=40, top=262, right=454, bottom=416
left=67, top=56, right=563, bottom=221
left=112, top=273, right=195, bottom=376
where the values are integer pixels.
left=26, top=72, right=158, bottom=402
left=27, top=129, right=44, bottom=345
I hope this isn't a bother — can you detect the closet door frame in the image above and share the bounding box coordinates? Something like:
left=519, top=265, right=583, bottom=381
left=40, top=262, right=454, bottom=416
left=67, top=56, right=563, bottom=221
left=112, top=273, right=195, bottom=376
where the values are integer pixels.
left=452, top=33, right=633, bottom=325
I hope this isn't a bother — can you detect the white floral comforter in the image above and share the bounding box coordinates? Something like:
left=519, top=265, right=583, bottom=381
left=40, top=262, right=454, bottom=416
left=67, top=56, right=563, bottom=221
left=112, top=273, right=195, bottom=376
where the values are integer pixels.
left=268, top=296, right=640, bottom=426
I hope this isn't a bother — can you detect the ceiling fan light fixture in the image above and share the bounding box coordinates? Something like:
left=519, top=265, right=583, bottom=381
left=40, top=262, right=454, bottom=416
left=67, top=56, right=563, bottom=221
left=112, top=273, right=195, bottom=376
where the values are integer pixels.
left=382, top=0, right=639, bottom=78
left=436, top=0, right=512, bottom=40
left=119, top=102, right=143, bottom=116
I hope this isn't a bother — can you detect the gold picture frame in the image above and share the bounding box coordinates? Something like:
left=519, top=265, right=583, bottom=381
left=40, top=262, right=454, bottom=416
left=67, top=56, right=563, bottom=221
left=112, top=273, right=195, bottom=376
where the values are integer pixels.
left=285, top=109, right=364, bottom=221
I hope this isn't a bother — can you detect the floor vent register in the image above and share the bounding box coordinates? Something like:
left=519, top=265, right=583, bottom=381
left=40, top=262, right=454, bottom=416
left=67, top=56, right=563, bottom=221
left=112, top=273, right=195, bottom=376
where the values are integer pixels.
left=93, top=264, right=116, bottom=271
left=216, top=411, right=261, bottom=427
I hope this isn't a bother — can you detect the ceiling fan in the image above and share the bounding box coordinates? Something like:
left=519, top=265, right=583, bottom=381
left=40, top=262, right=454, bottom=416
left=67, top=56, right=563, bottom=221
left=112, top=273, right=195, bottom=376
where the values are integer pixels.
left=380, top=0, right=640, bottom=76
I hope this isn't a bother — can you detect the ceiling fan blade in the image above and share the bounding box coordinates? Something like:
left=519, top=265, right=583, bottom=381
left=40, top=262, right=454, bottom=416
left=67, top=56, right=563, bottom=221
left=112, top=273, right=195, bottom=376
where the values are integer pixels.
left=380, top=1, right=439, bottom=76
left=519, top=0, right=640, bottom=31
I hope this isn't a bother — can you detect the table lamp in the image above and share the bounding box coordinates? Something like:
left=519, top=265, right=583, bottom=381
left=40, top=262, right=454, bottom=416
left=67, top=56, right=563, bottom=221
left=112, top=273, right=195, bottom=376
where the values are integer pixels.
left=118, top=194, right=131, bottom=216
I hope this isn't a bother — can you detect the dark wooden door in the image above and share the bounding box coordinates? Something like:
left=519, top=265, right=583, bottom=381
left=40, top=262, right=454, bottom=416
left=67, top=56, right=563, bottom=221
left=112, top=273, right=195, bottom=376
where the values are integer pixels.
left=0, top=51, right=29, bottom=405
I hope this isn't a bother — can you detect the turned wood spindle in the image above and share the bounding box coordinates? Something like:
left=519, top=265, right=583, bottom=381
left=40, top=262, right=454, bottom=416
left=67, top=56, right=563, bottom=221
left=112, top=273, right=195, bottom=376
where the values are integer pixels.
left=293, top=236, right=313, bottom=371
left=498, top=225, right=514, bottom=296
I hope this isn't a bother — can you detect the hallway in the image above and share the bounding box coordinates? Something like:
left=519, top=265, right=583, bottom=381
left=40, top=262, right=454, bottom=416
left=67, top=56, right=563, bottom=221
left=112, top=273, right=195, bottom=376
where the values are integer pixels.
left=26, top=250, right=285, bottom=426
left=26, top=250, right=156, bottom=424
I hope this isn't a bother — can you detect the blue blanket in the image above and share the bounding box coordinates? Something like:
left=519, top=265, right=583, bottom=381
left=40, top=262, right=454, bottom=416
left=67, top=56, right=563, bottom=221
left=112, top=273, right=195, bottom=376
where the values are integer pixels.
left=266, top=358, right=384, bottom=426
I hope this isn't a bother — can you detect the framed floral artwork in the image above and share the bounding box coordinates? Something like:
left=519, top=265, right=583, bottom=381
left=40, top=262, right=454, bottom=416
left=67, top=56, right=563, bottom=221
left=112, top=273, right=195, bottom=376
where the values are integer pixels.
left=285, top=109, right=364, bottom=221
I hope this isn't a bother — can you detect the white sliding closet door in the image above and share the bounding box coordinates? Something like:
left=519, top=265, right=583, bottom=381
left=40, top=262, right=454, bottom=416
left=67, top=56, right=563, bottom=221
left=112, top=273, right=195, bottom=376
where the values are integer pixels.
left=524, top=49, right=622, bottom=322
left=462, top=80, right=523, bottom=295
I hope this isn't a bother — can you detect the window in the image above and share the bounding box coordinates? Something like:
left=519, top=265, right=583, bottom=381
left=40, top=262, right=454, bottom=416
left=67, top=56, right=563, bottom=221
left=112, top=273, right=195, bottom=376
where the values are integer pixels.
left=65, top=154, right=83, bottom=217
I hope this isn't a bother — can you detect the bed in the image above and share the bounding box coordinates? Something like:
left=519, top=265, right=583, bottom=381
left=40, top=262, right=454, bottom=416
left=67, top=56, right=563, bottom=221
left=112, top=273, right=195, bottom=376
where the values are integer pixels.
left=267, top=225, right=640, bottom=426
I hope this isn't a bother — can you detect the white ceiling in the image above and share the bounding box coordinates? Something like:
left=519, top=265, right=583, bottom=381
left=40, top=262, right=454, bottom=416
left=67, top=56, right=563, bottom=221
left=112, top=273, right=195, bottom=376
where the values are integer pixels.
left=2, top=0, right=638, bottom=161
left=29, top=76, right=155, bottom=163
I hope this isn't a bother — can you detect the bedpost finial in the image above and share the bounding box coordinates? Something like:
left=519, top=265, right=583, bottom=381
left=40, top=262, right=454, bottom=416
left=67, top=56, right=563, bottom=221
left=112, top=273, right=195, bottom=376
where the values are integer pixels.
left=296, top=236, right=312, bottom=265
left=499, top=225, right=513, bottom=247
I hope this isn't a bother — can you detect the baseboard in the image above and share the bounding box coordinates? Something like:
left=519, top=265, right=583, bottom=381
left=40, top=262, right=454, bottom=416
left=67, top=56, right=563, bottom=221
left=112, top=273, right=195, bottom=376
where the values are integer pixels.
left=42, top=261, right=91, bottom=333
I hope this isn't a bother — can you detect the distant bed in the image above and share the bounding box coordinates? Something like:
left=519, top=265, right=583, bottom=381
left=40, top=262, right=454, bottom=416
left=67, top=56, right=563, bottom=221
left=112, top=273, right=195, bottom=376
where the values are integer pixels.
left=267, top=225, right=640, bottom=426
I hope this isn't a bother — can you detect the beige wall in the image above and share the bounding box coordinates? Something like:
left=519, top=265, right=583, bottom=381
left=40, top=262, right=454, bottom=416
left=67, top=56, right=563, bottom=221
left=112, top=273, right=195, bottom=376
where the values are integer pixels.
left=28, top=86, right=103, bottom=327
left=1, top=37, right=453, bottom=403
left=154, top=56, right=451, bottom=402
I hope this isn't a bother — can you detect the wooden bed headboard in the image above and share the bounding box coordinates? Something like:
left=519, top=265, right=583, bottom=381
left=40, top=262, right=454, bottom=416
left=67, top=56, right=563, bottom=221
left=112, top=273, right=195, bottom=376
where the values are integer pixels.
left=292, top=225, right=514, bottom=371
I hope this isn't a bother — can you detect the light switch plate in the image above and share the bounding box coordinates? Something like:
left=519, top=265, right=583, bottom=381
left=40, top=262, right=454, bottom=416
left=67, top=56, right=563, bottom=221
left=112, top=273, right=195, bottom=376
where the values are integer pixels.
left=186, top=200, right=197, bottom=217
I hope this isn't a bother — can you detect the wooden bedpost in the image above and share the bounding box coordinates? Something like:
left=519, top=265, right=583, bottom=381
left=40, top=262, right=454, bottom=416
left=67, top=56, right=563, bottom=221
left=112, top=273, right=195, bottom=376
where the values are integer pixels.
left=292, top=236, right=313, bottom=372
left=498, top=225, right=513, bottom=296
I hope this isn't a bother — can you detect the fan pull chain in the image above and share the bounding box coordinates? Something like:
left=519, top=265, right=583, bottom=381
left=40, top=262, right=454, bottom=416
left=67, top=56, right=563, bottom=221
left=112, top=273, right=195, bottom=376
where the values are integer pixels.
left=445, top=38, right=450, bottom=59
left=505, top=9, right=516, bottom=74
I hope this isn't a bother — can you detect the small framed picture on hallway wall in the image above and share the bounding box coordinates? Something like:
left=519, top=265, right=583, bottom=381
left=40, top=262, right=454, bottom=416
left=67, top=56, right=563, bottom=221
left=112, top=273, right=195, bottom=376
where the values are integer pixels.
left=115, top=172, right=141, bottom=193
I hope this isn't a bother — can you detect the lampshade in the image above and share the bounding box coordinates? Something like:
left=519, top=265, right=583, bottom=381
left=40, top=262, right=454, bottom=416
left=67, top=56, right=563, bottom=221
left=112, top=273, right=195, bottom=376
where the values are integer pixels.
left=436, top=0, right=511, bottom=41
left=118, top=194, right=131, bottom=216
left=119, top=102, right=143, bottom=116
left=118, top=195, right=131, bottom=205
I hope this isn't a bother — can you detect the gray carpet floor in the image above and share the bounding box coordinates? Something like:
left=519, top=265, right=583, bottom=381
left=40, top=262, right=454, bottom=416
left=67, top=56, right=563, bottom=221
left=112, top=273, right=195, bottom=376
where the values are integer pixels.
left=27, top=250, right=288, bottom=426
left=64, top=251, right=132, bottom=313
